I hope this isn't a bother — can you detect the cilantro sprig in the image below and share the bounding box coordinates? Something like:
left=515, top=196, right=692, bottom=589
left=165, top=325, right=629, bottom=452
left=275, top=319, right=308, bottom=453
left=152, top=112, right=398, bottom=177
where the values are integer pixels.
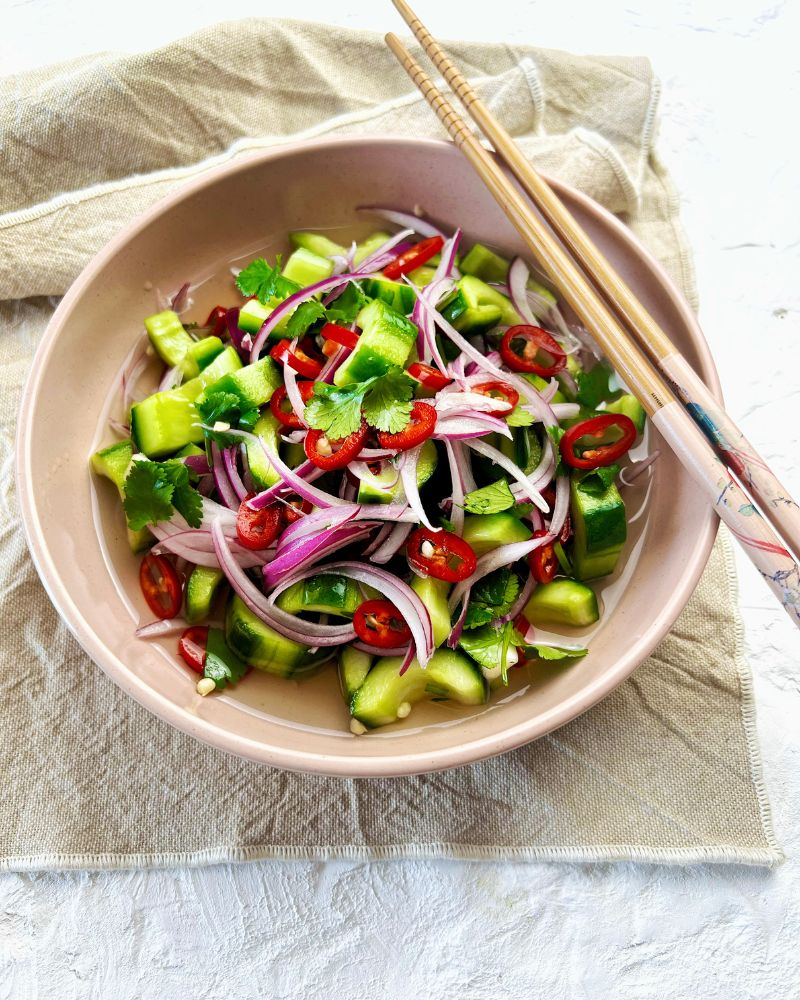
left=235, top=256, right=301, bottom=305
left=462, top=479, right=516, bottom=515
left=123, top=460, right=203, bottom=531
left=463, top=568, right=520, bottom=629
left=196, top=390, right=259, bottom=444
left=304, top=367, right=415, bottom=440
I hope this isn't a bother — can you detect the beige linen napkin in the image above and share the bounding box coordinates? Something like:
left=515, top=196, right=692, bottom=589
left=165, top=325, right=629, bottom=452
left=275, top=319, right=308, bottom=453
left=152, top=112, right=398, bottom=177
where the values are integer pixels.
left=0, top=18, right=781, bottom=869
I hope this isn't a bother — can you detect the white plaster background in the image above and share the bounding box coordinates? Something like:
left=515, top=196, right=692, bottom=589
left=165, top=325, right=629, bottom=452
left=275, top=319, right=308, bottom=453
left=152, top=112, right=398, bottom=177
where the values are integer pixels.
left=1, top=1, right=798, bottom=997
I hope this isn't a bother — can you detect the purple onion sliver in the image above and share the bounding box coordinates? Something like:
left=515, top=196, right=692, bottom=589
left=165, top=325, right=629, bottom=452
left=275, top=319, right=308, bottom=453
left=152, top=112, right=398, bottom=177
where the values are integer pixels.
left=356, top=206, right=446, bottom=240
left=223, top=446, right=248, bottom=502
left=352, top=641, right=409, bottom=658
left=135, top=617, right=190, bottom=639
left=210, top=442, right=240, bottom=510
left=182, top=453, right=212, bottom=475
left=370, top=521, right=414, bottom=564
left=170, top=281, right=191, bottom=315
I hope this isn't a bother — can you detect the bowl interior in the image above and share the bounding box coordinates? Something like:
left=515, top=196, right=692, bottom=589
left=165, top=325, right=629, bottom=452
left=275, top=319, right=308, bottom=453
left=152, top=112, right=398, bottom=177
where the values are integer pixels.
left=18, top=138, right=718, bottom=775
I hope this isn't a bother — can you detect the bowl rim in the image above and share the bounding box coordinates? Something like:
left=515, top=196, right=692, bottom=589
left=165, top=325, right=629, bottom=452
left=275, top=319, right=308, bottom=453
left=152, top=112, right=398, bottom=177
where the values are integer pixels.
left=16, top=134, right=721, bottom=776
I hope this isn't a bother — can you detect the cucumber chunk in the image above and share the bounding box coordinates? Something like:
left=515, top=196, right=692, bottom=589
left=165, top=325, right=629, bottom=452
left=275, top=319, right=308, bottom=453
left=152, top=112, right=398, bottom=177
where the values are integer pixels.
left=353, top=231, right=391, bottom=266
left=225, top=595, right=309, bottom=678
left=130, top=346, right=242, bottom=458
left=185, top=566, right=225, bottom=624
left=282, top=247, right=334, bottom=288
left=605, top=393, right=646, bottom=435
left=360, top=277, right=416, bottom=315
left=339, top=647, right=373, bottom=703
left=459, top=243, right=511, bottom=284
left=90, top=440, right=152, bottom=553
left=290, top=231, right=346, bottom=258
left=276, top=573, right=363, bottom=618
left=351, top=649, right=488, bottom=728
left=410, top=576, right=452, bottom=646
left=462, top=512, right=531, bottom=557
left=523, top=579, right=599, bottom=629
left=187, top=335, right=225, bottom=372
left=196, top=357, right=281, bottom=414
left=246, top=412, right=282, bottom=490
left=204, top=627, right=248, bottom=690
left=356, top=438, right=437, bottom=504
left=144, top=310, right=197, bottom=375
left=570, top=473, right=627, bottom=580
left=333, top=300, right=417, bottom=385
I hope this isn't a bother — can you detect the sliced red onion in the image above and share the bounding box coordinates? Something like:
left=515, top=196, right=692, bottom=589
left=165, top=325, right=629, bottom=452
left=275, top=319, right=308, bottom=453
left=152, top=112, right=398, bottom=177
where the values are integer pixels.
left=507, top=257, right=537, bottom=325
left=528, top=507, right=544, bottom=532
left=280, top=430, right=307, bottom=445
left=223, top=446, right=248, bottom=502
left=465, top=439, right=548, bottom=512
left=319, top=340, right=352, bottom=383
left=432, top=228, right=462, bottom=282
left=182, top=453, right=211, bottom=475
left=210, top=442, right=240, bottom=510
left=399, top=444, right=435, bottom=531
left=157, top=364, right=183, bottom=392
left=549, top=474, right=570, bottom=540
left=448, top=534, right=554, bottom=614
left=351, top=227, right=414, bottom=274
left=505, top=571, right=535, bottom=623
left=224, top=307, right=249, bottom=361
left=410, top=275, right=452, bottom=371
left=263, top=523, right=375, bottom=588
left=348, top=460, right=400, bottom=489
left=170, top=282, right=192, bottom=315
left=121, top=354, right=149, bottom=408
left=446, top=589, right=471, bottom=649
left=557, top=369, right=578, bottom=397
left=443, top=440, right=465, bottom=535
left=434, top=390, right=513, bottom=416
left=357, top=206, right=446, bottom=240
left=211, top=520, right=355, bottom=646
left=200, top=496, right=238, bottom=526
left=449, top=439, right=477, bottom=494
left=551, top=402, right=581, bottom=420
left=283, top=344, right=308, bottom=426
left=135, top=617, right=190, bottom=639
left=371, top=521, right=413, bottom=564
left=398, top=644, right=416, bottom=676
left=363, top=522, right=394, bottom=557
left=619, top=450, right=661, bottom=486
left=352, top=641, right=408, bottom=657
left=434, top=414, right=512, bottom=440
left=355, top=447, right=398, bottom=461
left=277, top=504, right=362, bottom=550
left=150, top=526, right=268, bottom=569
left=271, top=559, right=434, bottom=667
left=108, top=417, right=130, bottom=436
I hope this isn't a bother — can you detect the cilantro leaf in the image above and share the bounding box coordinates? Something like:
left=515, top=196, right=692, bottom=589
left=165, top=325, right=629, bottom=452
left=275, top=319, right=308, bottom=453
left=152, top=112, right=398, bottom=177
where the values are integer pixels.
left=464, top=568, right=519, bottom=629
left=123, top=460, right=203, bottom=531
left=459, top=621, right=517, bottom=683
left=573, top=464, right=620, bottom=495
left=195, top=391, right=245, bottom=445
left=362, top=369, right=415, bottom=433
left=304, top=367, right=416, bottom=439
left=325, top=281, right=369, bottom=324
left=576, top=363, right=619, bottom=409
left=511, top=502, right=534, bottom=519
left=518, top=642, right=588, bottom=662
left=304, top=381, right=366, bottom=440
left=462, top=479, right=516, bottom=516
left=235, top=256, right=300, bottom=305
left=506, top=404, right=535, bottom=428
left=286, top=299, right=326, bottom=337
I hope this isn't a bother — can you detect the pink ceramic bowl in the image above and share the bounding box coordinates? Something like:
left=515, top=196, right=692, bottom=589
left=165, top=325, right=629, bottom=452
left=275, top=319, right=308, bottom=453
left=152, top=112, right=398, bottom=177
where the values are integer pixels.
left=16, top=136, right=720, bottom=776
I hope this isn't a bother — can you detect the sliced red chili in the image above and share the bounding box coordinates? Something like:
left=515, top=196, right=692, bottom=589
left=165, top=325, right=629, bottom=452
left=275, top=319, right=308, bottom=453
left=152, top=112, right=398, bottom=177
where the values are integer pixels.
left=560, top=413, right=637, bottom=470
left=406, top=527, right=477, bottom=583
left=203, top=306, right=228, bottom=338
left=500, top=325, right=567, bottom=377
left=353, top=600, right=412, bottom=648
left=178, top=625, right=209, bottom=673
left=320, top=322, right=359, bottom=350
left=270, top=339, right=323, bottom=379
left=281, top=495, right=313, bottom=525
left=139, top=554, right=182, bottom=620
left=376, top=401, right=437, bottom=451
left=472, top=381, right=519, bottom=415
left=268, top=382, right=316, bottom=429
left=236, top=494, right=283, bottom=550
left=382, top=236, right=444, bottom=280
left=528, top=529, right=558, bottom=584
left=407, top=362, right=452, bottom=391
left=304, top=421, right=369, bottom=471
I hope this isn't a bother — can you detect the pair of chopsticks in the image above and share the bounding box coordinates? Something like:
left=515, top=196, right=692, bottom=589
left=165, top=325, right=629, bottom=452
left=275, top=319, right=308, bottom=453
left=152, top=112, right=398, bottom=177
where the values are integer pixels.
left=386, top=0, right=800, bottom=629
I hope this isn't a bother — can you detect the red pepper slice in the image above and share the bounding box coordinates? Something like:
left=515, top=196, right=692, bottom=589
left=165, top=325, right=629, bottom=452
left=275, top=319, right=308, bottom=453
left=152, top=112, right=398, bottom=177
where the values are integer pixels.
left=472, top=381, right=520, bottom=415
left=500, top=325, right=567, bottom=376
left=406, top=527, right=477, bottom=583
left=407, top=362, right=452, bottom=391
left=560, top=413, right=637, bottom=470
left=382, top=236, right=444, bottom=280
left=353, top=600, right=413, bottom=648
left=236, top=494, right=283, bottom=550
left=270, top=339, right=323, bottom=379
left=139, top=554, right=183, bottom=620
left=178, top=625, right=209, bottom=673
left=320, top=322, right=359, bottom=350
left=527, top=529, right=558, bottom=584
left=304, top=421, right=369, bottom=471
left=268, top=382, right=317, bottom=429
left=376, top=401, right=437, bottom=451
left=203, top=306, right=228, bottom=338
left=281, top=495, right=314, bottom=525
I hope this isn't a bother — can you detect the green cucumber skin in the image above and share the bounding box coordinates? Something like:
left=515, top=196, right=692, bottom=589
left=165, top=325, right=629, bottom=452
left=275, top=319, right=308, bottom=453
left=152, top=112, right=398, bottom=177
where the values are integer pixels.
left=462, top=513, right=531, bottom=557
left=225, top=595, right=308, bottom=678
left=339, top=647, right=373, bottom=703
left=290, top=231, right=346, bottom=258
left=351, top=649, right=488, bottom=728
left=570, top=474, right=627, bottom=580
left=333, top=300, right=417, bottom=386
left=90, top=440, right=152, bottom=553
left=523, top=579, right=600, bottom=629
left=410, top=576, right=452, bottom=647
left=246, top=412, right=282, bottom=490
left=282, top=247, right=334, bottom=287
left=185, top=566, right=225, bottom=625
left=276, top=574, right=362, bottom=618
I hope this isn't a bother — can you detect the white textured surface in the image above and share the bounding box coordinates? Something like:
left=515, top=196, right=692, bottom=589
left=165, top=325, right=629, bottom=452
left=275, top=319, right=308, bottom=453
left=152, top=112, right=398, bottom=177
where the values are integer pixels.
left=1, top=1, right=798, bottom=997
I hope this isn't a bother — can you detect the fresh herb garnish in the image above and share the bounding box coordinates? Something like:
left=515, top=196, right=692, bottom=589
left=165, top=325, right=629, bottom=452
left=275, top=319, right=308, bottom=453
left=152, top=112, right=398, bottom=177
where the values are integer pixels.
left=286, top=299, right=326, bottom=337
left=463, top=568, right=519, bottom=629
left=506, top=403, right=535, bottom=428
left=196, top=391, right=258, bottom=444
left=304, top=366, right=415, bottom=439
left=123, top=459, right=203, bottom=531
left=459, top=621, right=517, bottom=683
left=573, top=464, right=620, bottom=494
left=517, top=642, right=588, bottom=662
left=235, top=256, right=301, bottom=305
left=325, top=281, right=369, bottom=324
left=575, top=363, right=619, bottom=409
left=462, top=479, right=516, bottom=515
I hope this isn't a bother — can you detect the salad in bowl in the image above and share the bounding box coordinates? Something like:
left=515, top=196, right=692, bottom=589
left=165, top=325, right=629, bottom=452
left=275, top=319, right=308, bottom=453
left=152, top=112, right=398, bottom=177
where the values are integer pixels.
left=91, top=210, right=648, bottom=734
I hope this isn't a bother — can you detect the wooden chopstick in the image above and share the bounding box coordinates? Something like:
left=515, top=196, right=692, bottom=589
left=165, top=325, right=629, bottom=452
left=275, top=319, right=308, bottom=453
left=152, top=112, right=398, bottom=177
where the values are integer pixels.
left=390, top=0, right=800, bottom=566
left=383, top=28, right=800, bottom=629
